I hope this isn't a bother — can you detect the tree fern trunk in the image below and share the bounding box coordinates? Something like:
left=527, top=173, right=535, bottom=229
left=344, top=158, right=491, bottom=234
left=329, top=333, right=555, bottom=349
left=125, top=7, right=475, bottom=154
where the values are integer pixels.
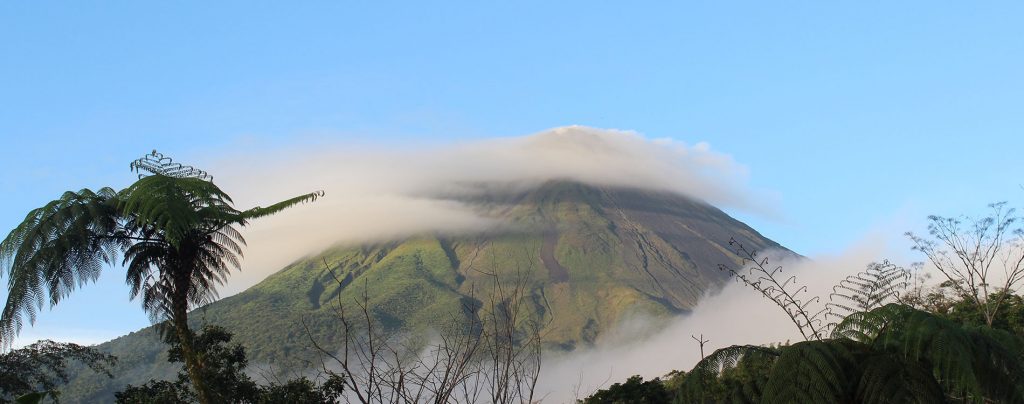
left=173, top=302, right=214, bottom=404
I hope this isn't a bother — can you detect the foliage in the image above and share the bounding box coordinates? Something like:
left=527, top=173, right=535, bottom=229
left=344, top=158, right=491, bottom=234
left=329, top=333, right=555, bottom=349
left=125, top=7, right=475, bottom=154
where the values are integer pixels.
left=0, top=187, right=122, bottom=343
left=906, top=202, right=1024, bottom=327
left=0, top=340, right=116, bottom=403
left=904, top=280, right=1024, bottom=337
left=12, top=392, right=53, bottom=404
left=115, top=325, right=344, bottom=404
left=675, top=344, right=778, bottom=403
left=166, top=325, right=260, bottom=402
left=581, top=375, right=670, bottom=404
left=947, top=292, right=1024, bottom=336
left=682, top=239, right=1024, bottom=403
left=676, top=304, right=1024, bottom=403
left=256, top=377, right=346, bottom=404
left=113, top=380, right=192, bottom=404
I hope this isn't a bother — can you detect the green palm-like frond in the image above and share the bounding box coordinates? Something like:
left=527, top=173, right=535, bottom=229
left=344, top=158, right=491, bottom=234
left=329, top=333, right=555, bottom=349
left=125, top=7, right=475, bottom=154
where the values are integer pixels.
left=119, top=176, right=238, bottom=247
left=832, top=303, right=907, bottom=343
left=238, top=190, right=324, bottom=222
left=877, top=307, right=1024, bottom=402
left=679, top=305, right=1024, bottom=403
left=837, top=304, right=1024, bottom=403
left=675, top=345, right=779, bottom=403
left=761, top=340, right=856, bottom=403
left=854, top=353, right=944, bottom=404
left=0, top=188, right=124, bottom=345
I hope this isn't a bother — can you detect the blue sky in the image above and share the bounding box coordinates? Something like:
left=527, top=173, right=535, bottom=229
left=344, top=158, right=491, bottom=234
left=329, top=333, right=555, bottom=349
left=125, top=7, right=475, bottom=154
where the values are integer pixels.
left=2, top=2, right=1023, bottom=344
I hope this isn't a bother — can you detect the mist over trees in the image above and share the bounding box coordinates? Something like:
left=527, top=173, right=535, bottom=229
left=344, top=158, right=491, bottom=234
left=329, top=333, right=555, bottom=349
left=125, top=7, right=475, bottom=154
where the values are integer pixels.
left=587, top=202, right=1024, bottom=403
left=300, top=255, right=545, bottom=404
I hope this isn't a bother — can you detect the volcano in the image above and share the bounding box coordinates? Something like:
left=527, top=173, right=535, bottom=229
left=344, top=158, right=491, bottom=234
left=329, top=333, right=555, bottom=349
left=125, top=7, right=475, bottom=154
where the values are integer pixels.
left=61, top=181, right=789, bottom=402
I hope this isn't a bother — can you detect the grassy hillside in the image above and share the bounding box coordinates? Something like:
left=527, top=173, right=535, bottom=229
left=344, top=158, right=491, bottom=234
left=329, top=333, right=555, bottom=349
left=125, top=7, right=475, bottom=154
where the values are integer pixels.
left=59, top=181, right=788, bottom=402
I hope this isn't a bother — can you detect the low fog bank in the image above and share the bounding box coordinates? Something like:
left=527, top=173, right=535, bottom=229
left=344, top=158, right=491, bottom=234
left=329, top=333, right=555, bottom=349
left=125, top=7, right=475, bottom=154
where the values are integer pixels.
left=536, top=239, right=899, bottom=403
left=209, top=126, right=765, bottom=294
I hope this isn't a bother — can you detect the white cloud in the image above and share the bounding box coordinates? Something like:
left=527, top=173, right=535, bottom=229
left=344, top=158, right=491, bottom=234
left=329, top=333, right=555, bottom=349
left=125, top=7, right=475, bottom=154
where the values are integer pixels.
left=535, top=237, right=900, bottom=402
left=208, top=126, right=765, bottom=294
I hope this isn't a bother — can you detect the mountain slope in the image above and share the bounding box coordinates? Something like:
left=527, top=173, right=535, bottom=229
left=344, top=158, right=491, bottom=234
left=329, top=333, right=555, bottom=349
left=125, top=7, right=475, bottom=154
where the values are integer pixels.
left=60, top=181, right=789, bottom=402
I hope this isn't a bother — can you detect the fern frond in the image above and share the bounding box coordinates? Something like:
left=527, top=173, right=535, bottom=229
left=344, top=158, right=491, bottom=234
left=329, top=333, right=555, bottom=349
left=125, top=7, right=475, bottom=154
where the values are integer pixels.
left=0, top=188, right=123, bottom=346
left=676, top=345, right=779, bottom=403
left=130, top=150, right=213, bottom=181
left=238, top=190, right=325, bottom=222
left=860, top=304, right=1024, bottom=402
left=855, top=353, right=944, bottom=404
left=119, top=175, right=237, bottom=247
left=828, top=260, right=910, bottom=327
left=761, top=340, right=856, bottom=403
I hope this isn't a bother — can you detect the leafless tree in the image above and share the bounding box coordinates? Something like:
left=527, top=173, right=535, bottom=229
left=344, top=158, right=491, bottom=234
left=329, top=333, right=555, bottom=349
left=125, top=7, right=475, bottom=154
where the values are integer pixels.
left=305, top=250, right=547, bottom=404
left=690, top=334, right=709, bottom=360
left=906, top=202, right=1024, bottom=326
left=466, top=261, right=545, bottom=404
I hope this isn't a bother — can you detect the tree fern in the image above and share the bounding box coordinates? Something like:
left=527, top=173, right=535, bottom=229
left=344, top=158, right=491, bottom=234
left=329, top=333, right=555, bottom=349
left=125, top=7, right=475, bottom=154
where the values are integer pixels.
left=0, top=151, right=323, bottom=404
left=677, top=277, right=1024, bottom=403
left=861, top=305, right=1024, bottom=402
left=675, top=345, right=779, bottom=403
left=761, top=340, right=857, bottom=403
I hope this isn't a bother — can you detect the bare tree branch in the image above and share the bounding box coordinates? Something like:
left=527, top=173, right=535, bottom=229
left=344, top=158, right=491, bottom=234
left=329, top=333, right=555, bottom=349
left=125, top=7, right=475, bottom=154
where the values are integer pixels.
left=906, top=202, right=1024, bottom=327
